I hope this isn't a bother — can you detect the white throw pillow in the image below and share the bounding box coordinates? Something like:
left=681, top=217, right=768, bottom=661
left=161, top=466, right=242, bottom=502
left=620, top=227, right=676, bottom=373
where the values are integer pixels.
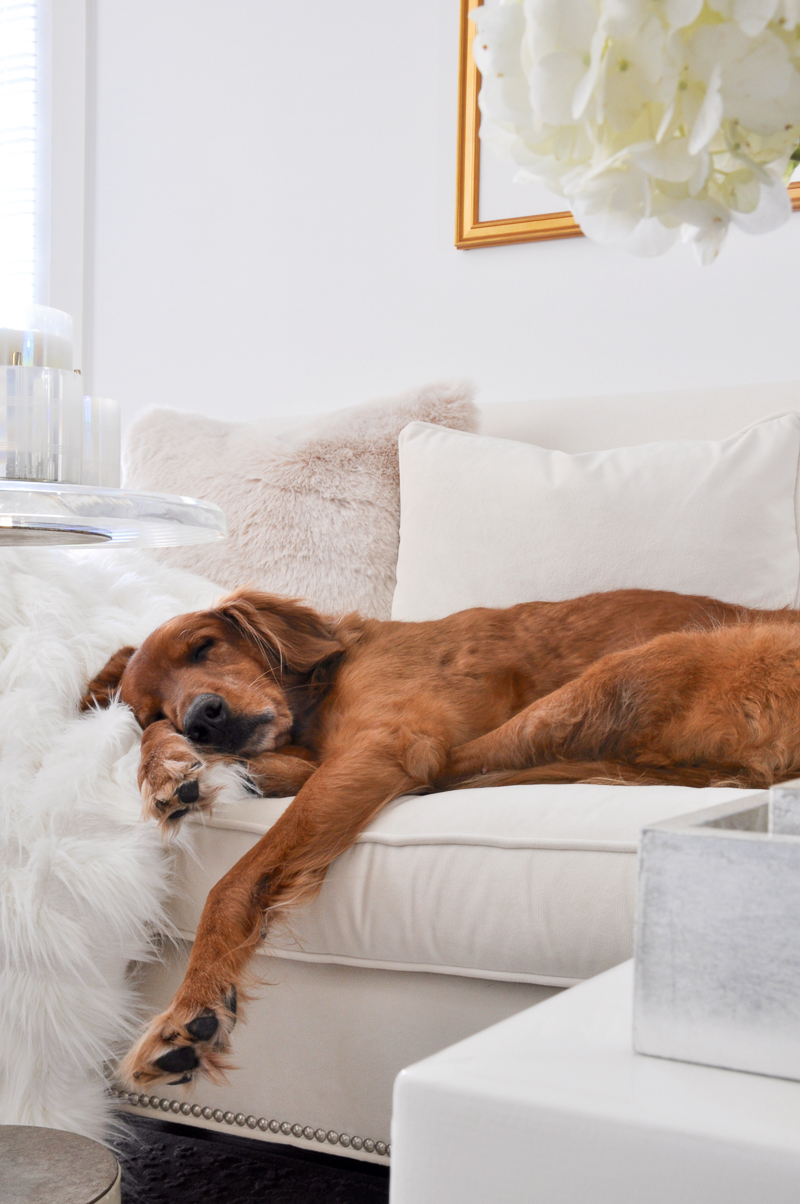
left=391, top=414, right=800, bottom=621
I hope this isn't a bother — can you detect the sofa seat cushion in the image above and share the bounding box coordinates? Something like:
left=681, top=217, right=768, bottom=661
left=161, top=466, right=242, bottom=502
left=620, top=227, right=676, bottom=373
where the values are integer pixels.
left=171, top=783, right=748, bottom=987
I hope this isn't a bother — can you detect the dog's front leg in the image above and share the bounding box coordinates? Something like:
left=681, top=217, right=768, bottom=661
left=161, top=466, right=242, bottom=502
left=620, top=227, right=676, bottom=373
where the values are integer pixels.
left=244, top=746, right=319, bottom=796
left=138, top=720, right=229, bottom=828
left=118, top=748, right=414, bottom=1089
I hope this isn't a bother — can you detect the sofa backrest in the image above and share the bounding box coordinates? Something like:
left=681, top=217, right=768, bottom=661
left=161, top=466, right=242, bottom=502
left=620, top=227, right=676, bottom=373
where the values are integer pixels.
left=477, top=381, right=800, bottom=452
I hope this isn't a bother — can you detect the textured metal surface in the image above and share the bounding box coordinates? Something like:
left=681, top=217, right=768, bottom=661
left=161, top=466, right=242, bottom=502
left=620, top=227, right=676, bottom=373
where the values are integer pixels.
left=769, top=778, right=800, bottom=836
left=0, top=1125, right=120, bottom=1204
left=634, top=791, right=800, bottom=1079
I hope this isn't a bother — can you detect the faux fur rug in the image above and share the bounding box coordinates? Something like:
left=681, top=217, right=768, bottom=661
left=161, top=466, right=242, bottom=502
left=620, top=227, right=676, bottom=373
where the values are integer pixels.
left=0, top=548, right=247, bottom=1140
left=122, top=380, right=476, bottom=619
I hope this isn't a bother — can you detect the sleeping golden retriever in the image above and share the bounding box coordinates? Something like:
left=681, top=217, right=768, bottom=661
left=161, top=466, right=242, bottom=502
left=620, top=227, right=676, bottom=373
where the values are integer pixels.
left=81, top=586, right=800, bottom=1088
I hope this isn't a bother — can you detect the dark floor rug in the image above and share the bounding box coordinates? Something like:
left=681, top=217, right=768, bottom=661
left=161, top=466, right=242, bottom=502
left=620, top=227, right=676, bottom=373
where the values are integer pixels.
left=113, top=1113, right=390, bottom=1204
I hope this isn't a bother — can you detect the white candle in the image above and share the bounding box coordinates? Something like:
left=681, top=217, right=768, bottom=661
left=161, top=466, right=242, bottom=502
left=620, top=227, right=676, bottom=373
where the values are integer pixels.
left=0, top=305, right=73, bottom=369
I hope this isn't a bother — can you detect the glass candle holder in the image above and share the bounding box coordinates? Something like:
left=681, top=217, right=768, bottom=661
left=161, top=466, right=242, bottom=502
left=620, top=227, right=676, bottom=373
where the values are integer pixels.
left=0, top=305, right=81, bottom=483
left=81, top=396, right=121, bottom=488
left=0, top=366, right=83, bottom=483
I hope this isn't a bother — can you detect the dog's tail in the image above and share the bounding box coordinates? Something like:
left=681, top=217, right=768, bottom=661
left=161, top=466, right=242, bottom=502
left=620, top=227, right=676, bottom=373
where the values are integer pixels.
left=445, top=760, right=757, bottom=790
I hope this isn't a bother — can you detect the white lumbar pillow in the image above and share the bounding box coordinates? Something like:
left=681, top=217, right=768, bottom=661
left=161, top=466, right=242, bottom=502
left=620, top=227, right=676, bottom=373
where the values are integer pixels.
left=391, top=413, right=800, bottom=622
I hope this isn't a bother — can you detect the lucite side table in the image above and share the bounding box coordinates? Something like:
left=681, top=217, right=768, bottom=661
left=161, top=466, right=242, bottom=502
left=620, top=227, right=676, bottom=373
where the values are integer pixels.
left=0, top=481, right=226, bottom=547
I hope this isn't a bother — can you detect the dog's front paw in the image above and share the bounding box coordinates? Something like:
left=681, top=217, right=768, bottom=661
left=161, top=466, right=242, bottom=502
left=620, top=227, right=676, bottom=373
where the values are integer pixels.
left=138, top=722, right=218, bottom=829
left=118, top=988, right=238, bottom=1089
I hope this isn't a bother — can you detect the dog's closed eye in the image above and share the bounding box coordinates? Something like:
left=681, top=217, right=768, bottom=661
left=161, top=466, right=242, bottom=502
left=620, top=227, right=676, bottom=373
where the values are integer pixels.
left=188, top=638, right=216, bottom=664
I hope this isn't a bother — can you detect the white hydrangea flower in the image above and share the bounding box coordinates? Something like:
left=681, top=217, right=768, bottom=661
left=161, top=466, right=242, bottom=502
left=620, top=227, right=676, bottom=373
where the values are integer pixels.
left=473, top=0, right=800, bottom=261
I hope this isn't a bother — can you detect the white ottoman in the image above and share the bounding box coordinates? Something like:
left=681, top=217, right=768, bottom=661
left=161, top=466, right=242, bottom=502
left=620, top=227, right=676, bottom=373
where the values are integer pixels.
left=390, top=961, right=800, bottom=1204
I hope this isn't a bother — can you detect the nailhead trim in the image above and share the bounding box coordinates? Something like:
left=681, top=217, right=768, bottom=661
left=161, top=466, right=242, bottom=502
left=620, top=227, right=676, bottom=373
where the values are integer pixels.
left=110, top=1088, right=390, bottom=1158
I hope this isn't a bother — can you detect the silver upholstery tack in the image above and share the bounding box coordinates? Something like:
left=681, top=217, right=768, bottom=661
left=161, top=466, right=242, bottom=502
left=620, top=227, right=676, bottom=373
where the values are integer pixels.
left=113, top=1091, right=389, bottom=1157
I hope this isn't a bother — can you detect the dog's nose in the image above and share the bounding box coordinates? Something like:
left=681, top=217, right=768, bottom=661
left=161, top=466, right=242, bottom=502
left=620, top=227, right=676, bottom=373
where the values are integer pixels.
left=183, top=693, right=231, bottom=746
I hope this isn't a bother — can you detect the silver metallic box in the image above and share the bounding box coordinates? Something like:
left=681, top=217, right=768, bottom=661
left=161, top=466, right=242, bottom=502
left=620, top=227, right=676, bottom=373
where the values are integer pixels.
left=633, top=783, right=800, bottom=1081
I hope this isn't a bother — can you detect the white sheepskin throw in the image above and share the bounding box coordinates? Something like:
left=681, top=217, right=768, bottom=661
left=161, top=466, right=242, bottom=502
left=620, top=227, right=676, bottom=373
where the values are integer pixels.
left=0, top=547, right=246, bottom=1140
left=122, top=380, right=476, bottom=619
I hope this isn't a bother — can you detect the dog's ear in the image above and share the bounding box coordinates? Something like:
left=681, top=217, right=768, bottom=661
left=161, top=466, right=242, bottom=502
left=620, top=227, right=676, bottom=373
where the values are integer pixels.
left=216, top=590, right=345, bottom=673
left=80, top=646, right=137, bottom=711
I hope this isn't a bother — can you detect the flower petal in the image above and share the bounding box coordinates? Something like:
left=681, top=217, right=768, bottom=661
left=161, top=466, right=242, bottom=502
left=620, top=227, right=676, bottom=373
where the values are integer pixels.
left=572, top=24, right=608, bottom=119
left=689, top=64, right=724, bottom=153
left=665, top=0, right=705, bottom=27
left=732, top=0, right=780, bottom=36
left=570, top=168, right=650, bottom=243
left=634, top=136, right=697, bottom=181
left=730, top=169, right=793, bottom=231
left=530, top=52, right=589, bottom=125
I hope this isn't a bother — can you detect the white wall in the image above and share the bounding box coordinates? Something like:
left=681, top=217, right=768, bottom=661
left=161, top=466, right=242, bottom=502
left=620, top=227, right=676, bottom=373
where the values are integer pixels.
left=84, top=0, right=800, bottom=430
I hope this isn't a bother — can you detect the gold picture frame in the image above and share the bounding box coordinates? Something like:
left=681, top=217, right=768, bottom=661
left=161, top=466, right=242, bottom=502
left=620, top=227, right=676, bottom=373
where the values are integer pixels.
left=456, top=0, right=800, bottom=250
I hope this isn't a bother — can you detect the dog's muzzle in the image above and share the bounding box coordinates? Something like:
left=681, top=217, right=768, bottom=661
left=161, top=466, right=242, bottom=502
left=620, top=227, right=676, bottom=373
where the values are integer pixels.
left=182, top=693, right=273, bottom=753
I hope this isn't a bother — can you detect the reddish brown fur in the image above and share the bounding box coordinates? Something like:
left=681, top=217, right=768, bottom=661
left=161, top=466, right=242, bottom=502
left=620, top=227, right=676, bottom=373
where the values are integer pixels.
left=79, top=587, right=800, bottom=1088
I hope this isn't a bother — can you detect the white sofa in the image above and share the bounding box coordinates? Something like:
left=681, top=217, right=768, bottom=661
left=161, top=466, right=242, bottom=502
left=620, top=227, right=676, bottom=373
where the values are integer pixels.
left=116, top=378, right=800, bottom=1164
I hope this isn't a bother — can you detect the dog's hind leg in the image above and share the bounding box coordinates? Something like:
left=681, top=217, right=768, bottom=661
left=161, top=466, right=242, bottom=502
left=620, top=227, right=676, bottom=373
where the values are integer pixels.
left=446, top=624, right=754, bottom=787
left=445, top=624, right=800, bottom=789
left=446, top=644, right=661, bottom=782
left=447, top=760, right=758, bottom=789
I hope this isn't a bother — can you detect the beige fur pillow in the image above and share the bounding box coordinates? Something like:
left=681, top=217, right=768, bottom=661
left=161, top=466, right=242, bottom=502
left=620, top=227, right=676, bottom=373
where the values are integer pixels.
left=123, top=381, right=476, bottom=619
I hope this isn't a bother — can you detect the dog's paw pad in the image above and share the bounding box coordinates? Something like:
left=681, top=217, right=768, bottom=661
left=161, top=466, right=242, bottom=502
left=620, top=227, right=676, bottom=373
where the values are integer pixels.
left=119, top=994, right=238, bottom=1090
left=185, top=1010, right=219, bottom=1041
left=155, top=1046, right=199, bottom=1074
left=176, top=779, right=201, bottom=805
left=140, top=750, right=215, bottom=828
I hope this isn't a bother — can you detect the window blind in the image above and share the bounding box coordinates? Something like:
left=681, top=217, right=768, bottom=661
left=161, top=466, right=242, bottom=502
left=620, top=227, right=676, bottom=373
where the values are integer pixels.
left=0, top=1, right=39, bottom=310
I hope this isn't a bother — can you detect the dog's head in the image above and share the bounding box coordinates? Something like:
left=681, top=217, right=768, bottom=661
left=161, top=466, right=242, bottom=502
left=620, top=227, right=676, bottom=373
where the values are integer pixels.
left=80, top=589, right=349, bottom=755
